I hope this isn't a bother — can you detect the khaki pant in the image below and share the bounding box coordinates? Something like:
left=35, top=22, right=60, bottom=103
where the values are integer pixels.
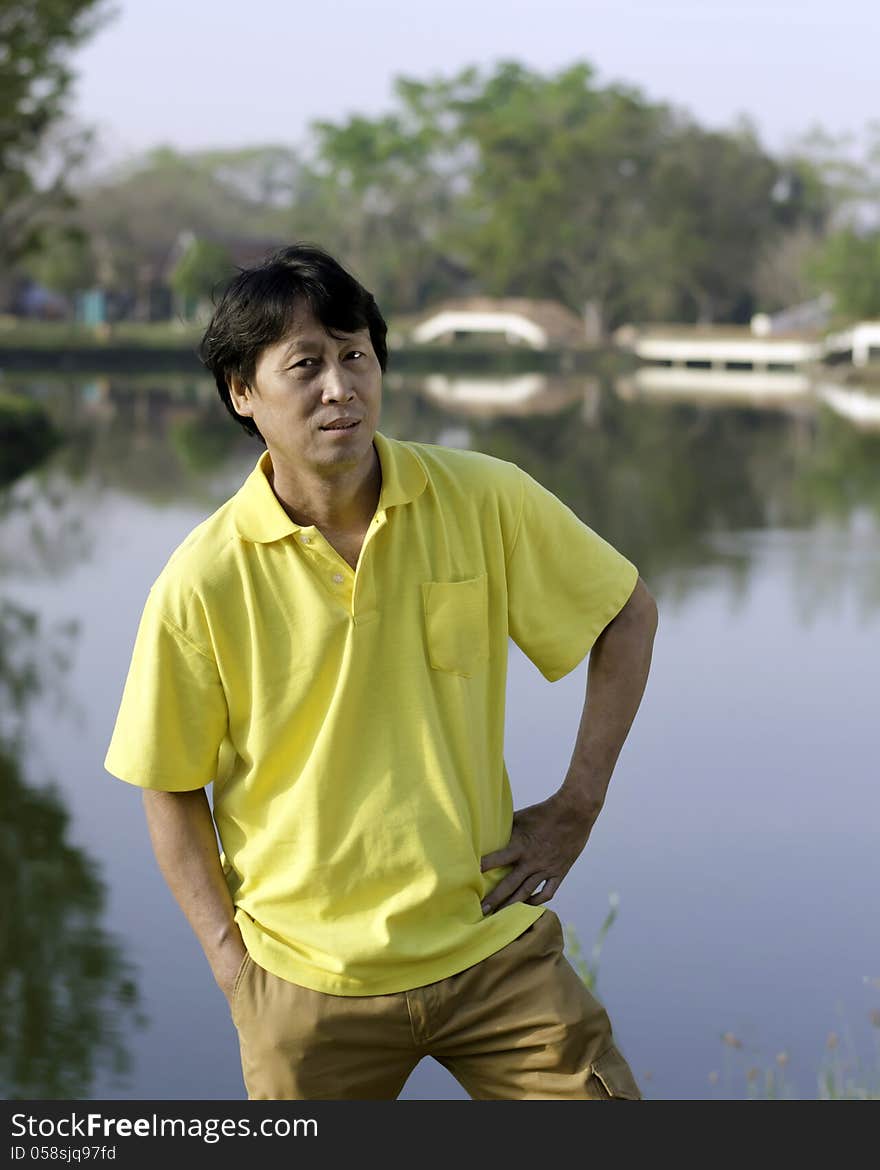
left=231, top=909, right=641, bottom=1100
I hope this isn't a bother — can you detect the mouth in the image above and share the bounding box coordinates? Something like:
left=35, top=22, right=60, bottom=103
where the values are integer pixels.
left=320, top=420, right=361, bottom=432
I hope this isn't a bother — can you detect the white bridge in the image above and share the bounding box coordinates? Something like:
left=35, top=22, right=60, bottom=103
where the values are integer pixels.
left=617, top=327, right=822, bottom=372
left=411, top=310, right=552, bottom=349
left=614, top=319, right=880, bottom=372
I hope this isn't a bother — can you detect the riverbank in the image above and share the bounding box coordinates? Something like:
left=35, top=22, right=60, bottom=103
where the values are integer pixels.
left=0, top=319, right=615, bottom=375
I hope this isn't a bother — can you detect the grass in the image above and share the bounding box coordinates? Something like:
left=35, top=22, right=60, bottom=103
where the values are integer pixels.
left=562, top=892, right=619, bottom=994
left=564, top=898, right=880, bottom=1100
left=0, top=317, right=609, bottom=376
left=0, top=317, right=202, bottom=350
left=712, top=986, right=880, bottom=1100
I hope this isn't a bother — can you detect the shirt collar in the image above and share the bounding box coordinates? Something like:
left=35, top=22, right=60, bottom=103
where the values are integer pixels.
left=231, top=429, right=428, bottom=544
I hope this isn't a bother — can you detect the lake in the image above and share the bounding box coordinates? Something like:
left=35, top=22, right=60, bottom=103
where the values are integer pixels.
left=1, top=366, right=878, bottom=1100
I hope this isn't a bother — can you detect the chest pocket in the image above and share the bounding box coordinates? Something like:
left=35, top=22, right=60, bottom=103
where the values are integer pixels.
left=421, top=574, right=489, bottom=677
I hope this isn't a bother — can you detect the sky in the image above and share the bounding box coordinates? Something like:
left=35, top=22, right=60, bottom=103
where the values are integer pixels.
left=69, top=0, right=878, bottom=166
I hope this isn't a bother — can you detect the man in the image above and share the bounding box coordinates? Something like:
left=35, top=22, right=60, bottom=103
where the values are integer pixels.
left=104, top=243, right=658, bottom=1101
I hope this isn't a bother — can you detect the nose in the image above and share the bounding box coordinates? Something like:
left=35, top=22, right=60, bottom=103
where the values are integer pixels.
left=321, top=360, right=355, bottom=403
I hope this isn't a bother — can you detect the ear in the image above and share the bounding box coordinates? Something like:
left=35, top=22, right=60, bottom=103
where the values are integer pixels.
left=228, top=372, right=255, bottom=419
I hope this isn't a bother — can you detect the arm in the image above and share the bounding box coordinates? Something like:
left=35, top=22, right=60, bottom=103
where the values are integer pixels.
left=142, top=788, right=247, bottom=1004
left=479, top=576, right=658, bottom=915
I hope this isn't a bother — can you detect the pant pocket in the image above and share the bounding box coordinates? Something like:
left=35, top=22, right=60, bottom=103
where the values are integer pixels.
left=230, top=952, right=253, bottom=1025
left=588, top=1044, right=642, bottom=1100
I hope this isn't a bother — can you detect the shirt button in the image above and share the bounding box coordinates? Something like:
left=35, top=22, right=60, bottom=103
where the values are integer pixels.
left=332, top=572, right=344, bottom=584
left=300, top=535, right=311, bottom=544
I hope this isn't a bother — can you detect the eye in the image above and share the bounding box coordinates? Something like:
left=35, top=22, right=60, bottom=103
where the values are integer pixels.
left=346, top=350, right=365, bottom=360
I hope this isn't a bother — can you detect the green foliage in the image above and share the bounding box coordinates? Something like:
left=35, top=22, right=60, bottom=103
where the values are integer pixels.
left=0, top=0, right=115, bottom=266
left=15, top=50, right=877, bottom=327
left=20, top=222, right=96, bottom=294
left=642, top=122, right=782, bottom=322
left=0, top=319, right=202, bottom=349
left=562, top=891, right=619, bottom=992
left=168, top=413, right=241, bottom=472
left=817, top=1017, right=880, bottom=1100
left=294, top=60, right=829, bottom=329
left=21, top=145, right=294, bottom=304
left=170, top=238, right=236, bottom=315
left=807, top=227, right=880, bottom=320
left=175, top=144, right=303, bottom=208
left=0, top=391, right=60, bottom=484
left=300, top=88, right=469, bottom=315
left=786, top=122, right=880, bottom=229
left=0, top=598, right=145, bottom=1097
left=566, top=891, right=880, bottom=1099
left=714, top=1001, right=880, bottom=1101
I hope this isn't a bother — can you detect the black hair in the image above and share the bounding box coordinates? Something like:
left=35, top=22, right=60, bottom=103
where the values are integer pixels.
left=198, top=242, right=388, bottom=442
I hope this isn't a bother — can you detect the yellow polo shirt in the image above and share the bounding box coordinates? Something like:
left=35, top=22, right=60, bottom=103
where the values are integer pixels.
left=105, top=431, right=638, bottom=995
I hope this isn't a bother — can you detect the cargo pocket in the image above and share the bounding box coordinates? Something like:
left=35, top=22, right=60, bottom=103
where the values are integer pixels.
left=422, top=574, right=489, bottom=677
left=588, top=1044, right=642, bottom=1100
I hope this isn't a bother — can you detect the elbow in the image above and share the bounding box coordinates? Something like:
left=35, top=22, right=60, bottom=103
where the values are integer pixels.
left=614, top=576, right=658, bottom=640
left=632, top=574, right=659, bottom=620
left=640, top=579, right=659, bottom=636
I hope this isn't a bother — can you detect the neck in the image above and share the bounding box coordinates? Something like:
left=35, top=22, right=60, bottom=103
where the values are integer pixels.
left=266, top=443, right=382, bottom=533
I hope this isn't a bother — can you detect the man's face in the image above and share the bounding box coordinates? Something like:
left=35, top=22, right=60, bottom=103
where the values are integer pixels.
left=229, top=300, right=382, bottom=475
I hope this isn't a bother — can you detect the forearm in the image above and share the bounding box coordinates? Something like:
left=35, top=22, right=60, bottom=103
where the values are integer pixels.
left=142, top=788, right=242, bottom=970
left=559, top=579, right=658, bottom=817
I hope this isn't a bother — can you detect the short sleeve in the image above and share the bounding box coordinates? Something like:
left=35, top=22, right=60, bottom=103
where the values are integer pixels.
left=505, top=467, right=638, bottom=681
left=104, top=587, right=229, bottom=791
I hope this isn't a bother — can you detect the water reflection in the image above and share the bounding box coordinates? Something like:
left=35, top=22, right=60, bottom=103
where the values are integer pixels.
left=0, top=465, right=98, bottom=579
left=0, top=738, right=145, bottom=1098
left=472, top=390, right=808, bottom=589
left=404, top=371, right=593, bottom=417
left=5, top=367, right=880, bottom=618
left=1, top=365, right=878, bottom=1099
left=616, top=364, right=813, bottom=405
left=0, top=407, right=144, bottom=1099
left=0, top=392, right=60, bottom=488
left=0, top=589, right=144, bottom=1098
left=817, top=382, right=880, bottom=431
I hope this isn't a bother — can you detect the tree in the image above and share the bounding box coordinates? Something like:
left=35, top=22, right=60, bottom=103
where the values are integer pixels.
left=808, top=227, right=880, bottom=320
left=19, top=221, right=96, bottom=295
left=295, top=60, right=827, bottom=328
left=170, top=237, right=235, bottom=319
left=0, top=0, right=115, bottom=267
left=296, top=87, right=472, bottom=315
left=786, top=122, right=880, bottom=232
left=446, top=61, right=678, bottom=328
left=645, top=121, right=787, bottom=323
left=50, top=146, right=292, bottom=307
left=191, top=144, right=304, bottom=209
left=783, top=123, right=880, bottom=320
left=752, top=224, right=825, bottom=314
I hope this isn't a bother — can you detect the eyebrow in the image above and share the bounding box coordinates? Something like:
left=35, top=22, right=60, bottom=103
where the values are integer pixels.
left=280, top=330, right=366, bottom=361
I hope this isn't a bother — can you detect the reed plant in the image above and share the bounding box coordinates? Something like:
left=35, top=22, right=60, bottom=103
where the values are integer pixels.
left=564, top=901, right=880, bottom=1099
